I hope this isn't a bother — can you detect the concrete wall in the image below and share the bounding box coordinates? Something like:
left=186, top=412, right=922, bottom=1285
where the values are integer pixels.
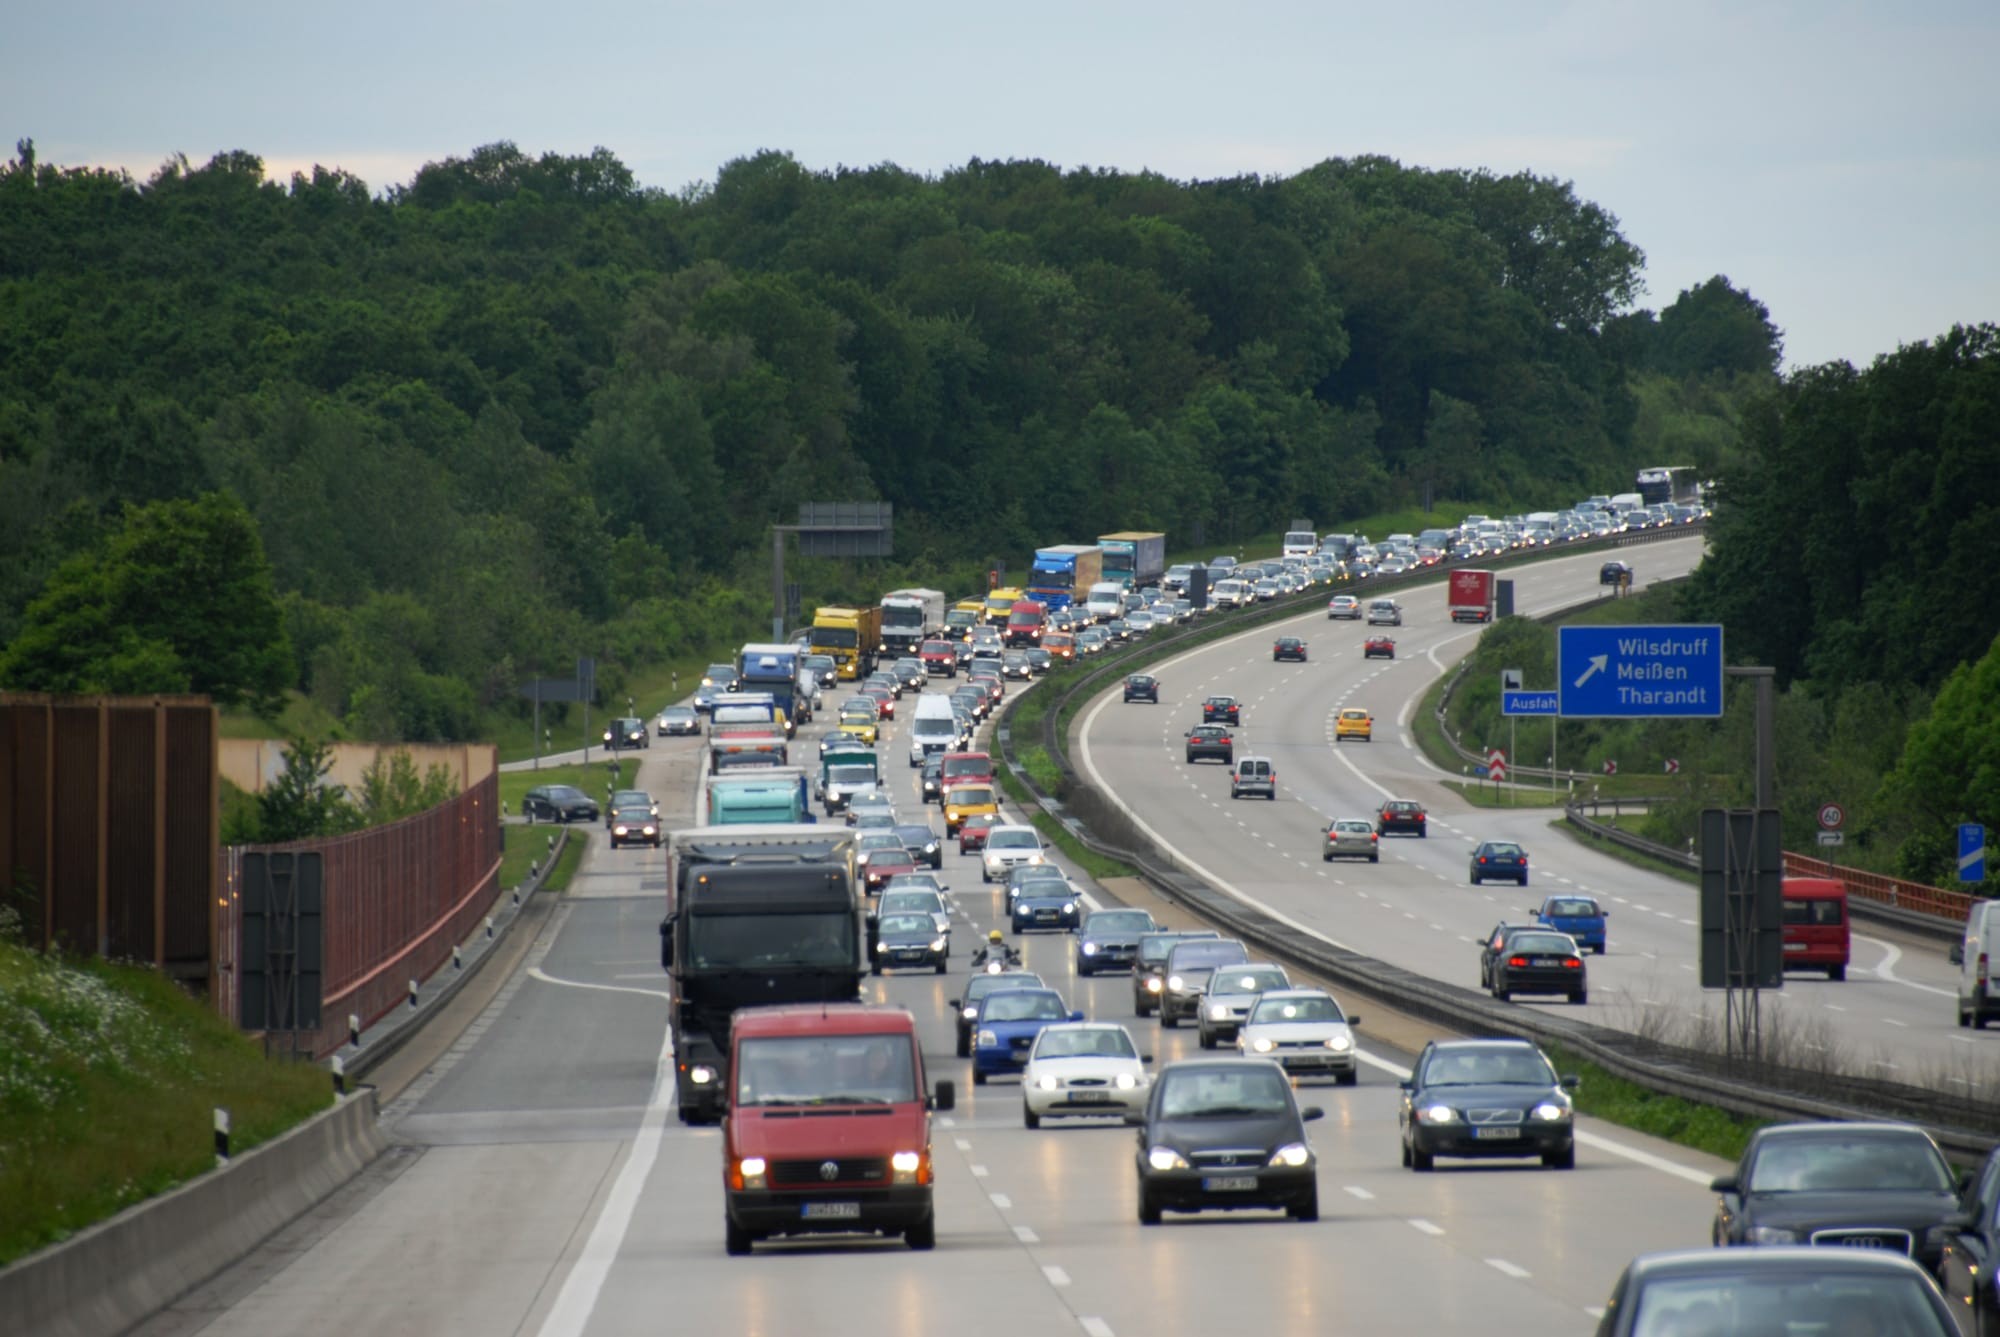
left=0, top=1090, right=388, bottom=1337
left=220, top=739, right=496, bottom=795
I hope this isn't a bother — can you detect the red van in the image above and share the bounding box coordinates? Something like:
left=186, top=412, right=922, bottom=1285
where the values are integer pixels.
left=1005, top=599, right=1047, bottom=647
left=1781, top=878, right=1850, bottom=980
left=723, top=1004, right=954, bottom=1255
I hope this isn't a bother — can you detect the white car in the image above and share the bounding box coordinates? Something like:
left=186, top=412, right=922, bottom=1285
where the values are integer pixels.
left=1021, top=1022, right=1153, bottom=1127
left=1235, top=989, right=1360, bottom=1085
left=981, top=825, right=1047, bottom=882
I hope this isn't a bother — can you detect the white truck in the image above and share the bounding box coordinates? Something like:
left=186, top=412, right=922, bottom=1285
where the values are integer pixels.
left=879, top=588, right=948, bottom=658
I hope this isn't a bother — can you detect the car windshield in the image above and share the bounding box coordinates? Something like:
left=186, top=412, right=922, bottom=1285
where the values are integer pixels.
left=879, top=892, right=941, bottom=915
left=686, top=911, right=854, bottom=970
left=1211, top=968, right=1288, bottom=995
left=858, top=833, right=904, bottom=852
left=1546, top=899, right=1599, bottom=917
left=1169, top=942, right=1247, bottom=970
left=1157, top=1066, right=1293, bottom=1118
left=988, top=830, right=1038, bottom=850
left=1250, top=996, right=1346, bottom=1025
left=965, top=974, right=1044, bottom=1005
left=983, top=992, right=1068, bottom=1022
left=877, top=913, right=934, bottom=936
left=1483, top=843, right=1525, bottom=857
left=548, top=786, right=588, bottom=802
left=662, top=708, right=693, bottom=720
left=1745, top=1134, right=1953, bottom=1193
left=735, top=1033, right=914, bottom=1106
left=1420, top=1047, right=1557, bottom=1087
left=1086, top=911, right=1153, bottom=935
left=1036, top=1028, right=1136, bottom=1060
left=1626, top=1271, right=1943, bottom=1337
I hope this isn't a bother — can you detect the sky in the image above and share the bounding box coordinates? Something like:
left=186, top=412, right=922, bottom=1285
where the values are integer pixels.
left=5, top=0, right=1996, bottom=370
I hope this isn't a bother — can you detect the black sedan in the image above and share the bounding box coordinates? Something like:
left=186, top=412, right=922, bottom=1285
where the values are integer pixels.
left=1398, top=1038, right=1577, bottom=1171
left=1272, top=637, right=1307, bottom=662
left=1135, top=1058, right=1323, bottom=1224
left=1469, top=840, right=1529, bottom=886
left=1711, top=1121, right=1960, bottom=1271
left=1938, top=1145, right=2000, bottom=1328
left=894, top=822, right=945, bottom=871
left=871, top=911, right=949, bottom=976
left=1594, top=1248, right=1959, bottom=1337
left=1123, top=674, right=1160, bottom=704
left=1184, top=726, right=1234, bottom=764
left=522, top=785, right=598, bottom=824
left=602, top=716, right=649, bottom=750
left=1201, top=695, right=1242, bottom=725
left=919, top=754, right=945, bottom=803
left=1486, top=928, right=1588, bottom=1004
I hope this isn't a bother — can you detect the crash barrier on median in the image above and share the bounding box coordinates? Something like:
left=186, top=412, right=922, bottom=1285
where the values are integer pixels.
left=0, top=1088, right=388, bottom=1337
left=996, top=542, right=2000, bottom=1160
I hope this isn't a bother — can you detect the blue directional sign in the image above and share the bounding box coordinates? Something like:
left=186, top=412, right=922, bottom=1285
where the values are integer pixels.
left=1963, top=823, right=1989, bottom=883
left=1558, top=624, right=1725, bottom=719
left=1501, top=690, right=1559, bottom=717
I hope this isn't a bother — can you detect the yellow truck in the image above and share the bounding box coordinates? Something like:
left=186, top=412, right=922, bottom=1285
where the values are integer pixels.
left=811, top=605, right=882, bottom=681
left=983, top=587, right=1026, bottom=627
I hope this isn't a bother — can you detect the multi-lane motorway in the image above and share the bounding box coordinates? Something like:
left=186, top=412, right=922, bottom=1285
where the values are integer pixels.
left=131, top=540, right=1976, bottom=1337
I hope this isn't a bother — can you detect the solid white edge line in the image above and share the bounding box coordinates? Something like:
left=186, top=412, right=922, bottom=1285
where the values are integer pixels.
left=1080, top=1319, right=1116, bottom=1337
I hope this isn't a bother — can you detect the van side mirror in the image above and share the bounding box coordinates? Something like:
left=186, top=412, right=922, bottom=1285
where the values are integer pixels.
left=1951, top=943, right=1965, bottom=966
left=1300, top=1107, right=1325, bottom=1122
left=933, top=1080, right=955, bottom=1112
left=1140, top=1054, right=1154, bottom=1064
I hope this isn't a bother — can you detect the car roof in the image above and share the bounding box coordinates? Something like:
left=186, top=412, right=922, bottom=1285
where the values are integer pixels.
left=1426, top=1038, right=1544, bottom=1056
left=1621, top=1246, right=1934, bottom=1280
left=1250, top=988, right=1336, bottom=1004
left=986, top=824, right=1037, bottom=837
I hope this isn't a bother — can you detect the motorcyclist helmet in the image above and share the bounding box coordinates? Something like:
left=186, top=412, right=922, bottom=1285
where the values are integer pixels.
left=987, top=929, right=1003, bottom=943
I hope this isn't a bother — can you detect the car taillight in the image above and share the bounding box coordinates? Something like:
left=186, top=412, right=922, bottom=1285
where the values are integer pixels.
left=1476, top=856, right=1487, bottom=864
left=1370, top=833, right=1378, bottom=843
left=1565, top=958, right=1583, bottom=969
left=1507, top=956, right=1529, bottom=968
left=1980, top=953, right=1990, bottom=985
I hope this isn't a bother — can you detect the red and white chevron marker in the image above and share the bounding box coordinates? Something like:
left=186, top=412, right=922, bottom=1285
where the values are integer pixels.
left=1664, top=758, right=1679, bottom=775
left=1603, top=759, right=1618, bottom=776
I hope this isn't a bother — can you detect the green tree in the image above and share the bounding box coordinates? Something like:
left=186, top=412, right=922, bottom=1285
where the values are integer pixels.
left=256, top=737, right=358, bottom=842
left=1876, top=634, right=2000, bottom=884
left=356, top=749, right=460, bottom=825
left=1651, top=276, right=1783, bottom=378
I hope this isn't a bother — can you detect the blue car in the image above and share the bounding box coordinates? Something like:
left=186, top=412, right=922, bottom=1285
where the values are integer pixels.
left=1469, top=840, right=1529, bottom=886
left=971, top=988, right=1082, bottom=1084
left=1013, top=882, right=1084, bottom=934
left=1533, top=895, right=1607, bottom=954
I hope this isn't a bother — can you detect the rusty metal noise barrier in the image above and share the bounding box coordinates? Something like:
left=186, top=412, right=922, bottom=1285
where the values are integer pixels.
left=996, top=527, right=1999, bottom=1159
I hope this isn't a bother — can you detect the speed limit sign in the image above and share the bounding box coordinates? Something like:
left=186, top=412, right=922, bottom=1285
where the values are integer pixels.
left=1817, top=802, right=1845, bottom=831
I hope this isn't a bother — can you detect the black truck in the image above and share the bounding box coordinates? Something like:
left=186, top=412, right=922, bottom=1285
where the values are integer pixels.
left=660, top=827, right=864, bottom=1125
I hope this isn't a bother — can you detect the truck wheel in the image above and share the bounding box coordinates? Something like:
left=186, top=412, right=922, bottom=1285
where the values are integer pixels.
left=724, top=1218, right=753, bottom=1256
left=904, top=1213, right=936, bottom=1251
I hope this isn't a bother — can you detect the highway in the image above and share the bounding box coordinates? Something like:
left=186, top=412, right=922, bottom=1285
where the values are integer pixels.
left=132, top=553, right=1974, bottom=1337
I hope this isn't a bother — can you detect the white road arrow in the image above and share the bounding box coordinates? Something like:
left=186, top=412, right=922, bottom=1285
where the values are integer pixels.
left=1572, top=654, right=1608, bottom=689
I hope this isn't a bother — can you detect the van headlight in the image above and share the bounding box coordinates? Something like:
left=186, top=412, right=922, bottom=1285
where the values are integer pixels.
left=690, top=1065, right=717, bottom=1085
left=736, top=1156, right=767, bottom=1189
left=1148, top=1146, right=1189, bottom=1172
left=891, top=1150, right=926, bottom=1184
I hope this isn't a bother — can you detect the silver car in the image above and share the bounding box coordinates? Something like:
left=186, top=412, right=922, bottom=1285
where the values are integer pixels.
left=1327, top=594, right=1361, bottom=620
left=1366, top=598, right=1402, bottom=626
left=1322, top=818, right=1381, bottom=863
left=1196, top=963, right=1291, bottom=1049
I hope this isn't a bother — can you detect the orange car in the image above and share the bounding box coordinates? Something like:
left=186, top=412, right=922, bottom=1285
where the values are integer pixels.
left=1044, top=632, right=1076, bottom=662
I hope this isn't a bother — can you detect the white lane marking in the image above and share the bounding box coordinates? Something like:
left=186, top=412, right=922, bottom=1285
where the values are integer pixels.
left=1487, top=1258, right=1531, bottom=1279
left=534, top=1015, right=675, bottom=1337
left=939, top=1116, right=957, bottom=1128
left=1343, top=1185, right=1375, bottom=1200
left=971, top=1164, right=990, bottom=1177
left=1409, top=1218, right=1446, bottom=1236
left=1586, top=1307, right=1607, bottom=1320
left=1861, top=936, right=1956, bottom=998
left=529, top=966, right=671, bottom=1001
left=1014, top=1225, right=1040, bottom=1244
left=1044, top=1265, right=1071, bottom=1286
left=1883, top=1018, right=1910, bottom=1029
left=990, top=1193, right=1013, bottom=1209
left=1080, top=1320, right=1116, bottom=1337
left=954, top=1137, right=972, bottom=1151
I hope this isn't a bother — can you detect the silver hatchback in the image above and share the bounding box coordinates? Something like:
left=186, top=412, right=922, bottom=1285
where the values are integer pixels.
left=1322, top=818, right=1380, bottom=863
left=1366, top=598, right=1402, bottom=626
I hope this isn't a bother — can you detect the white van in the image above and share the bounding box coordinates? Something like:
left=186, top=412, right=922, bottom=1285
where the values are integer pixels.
left=1954, top=902, right=2000, bottom=1027
left=908, top=694, right=960, bottom=767
left=1084, top=582, right=1126, bottom=622
left=1211, top=579, right=1251, bottom=609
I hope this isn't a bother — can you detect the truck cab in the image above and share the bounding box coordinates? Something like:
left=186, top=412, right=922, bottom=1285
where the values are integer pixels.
left=723, top=1004, right=953, bottom=1254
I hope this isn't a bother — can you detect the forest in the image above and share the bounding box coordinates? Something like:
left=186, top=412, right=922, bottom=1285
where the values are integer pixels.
left=0, top=138, right=1776, bottom=742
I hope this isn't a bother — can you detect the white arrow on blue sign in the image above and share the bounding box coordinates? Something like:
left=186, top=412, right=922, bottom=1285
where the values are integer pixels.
left=1501, top=690, right=1559, bottom=717
left=1558, top=624, right=1725, bottom=719
left=1962, top=823, right=1988, bottom=883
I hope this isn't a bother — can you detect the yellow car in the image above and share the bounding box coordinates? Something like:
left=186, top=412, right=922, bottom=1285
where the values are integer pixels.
left=942, top=782, right=999, bottom=835
left=838, top=706, right=879, bottom=745
left=1334, top=708, right=1373, bottom=743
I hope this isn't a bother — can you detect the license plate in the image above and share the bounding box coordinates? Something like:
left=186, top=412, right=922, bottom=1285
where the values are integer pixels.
left=1068, top=1090, right=1111, bottom=1103
left=896, top=951, right=924, bottom=960
left=801, top=1201, right=861, bottom=1220
left=1202, top=1175, right=1258, bottom=1191
left=1473, top=1127, right=1522, bottom=1140
left=1532, top=957, right=1559, bottom=967
left=1035, top=910, right=1057, bottom=921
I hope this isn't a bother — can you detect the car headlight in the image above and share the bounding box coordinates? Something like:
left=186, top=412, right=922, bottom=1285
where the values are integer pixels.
left=930, top=937, right=947, bottom=951
left=876, top=941, right=891, bottom=954
left=1146, top=977, right=1162, bottom=993
left=1148, top=1146, right=1189, bottom=1172
left=976, top=1030, right=998, bottom=1047
left=962, top=1006, right=978, bottom=1018
left=1081, top=942, right=1100, bottom=955
left=1532, top=1101, right=1571, bottom=1122
left=924, top=842, right=938, bottom=855
left=1747, top=1226, right=1801, bottom=1246
left=1061, top=901, right=1076, bottom=915
left=1208, top=1003, right=1231, bottom=1021
left=690, top=1065, right=717, bottom=1085
left=643, top=825, right=657, bottom=835
left=1268, top=1142, right=1312, bottom=1169
left=1417, top=1103, right=1457, bottom=1124
left=1114, top=1073, right=1139, bottom=1090
left=1250, top=1037, right=1276, bottom=1053
left=613, top=825, right=629, bottom=835
left=1167, top=975, right=1185, bottom=991
left=1326, top=1035, right=1352, bottom=1052
left=1035, top=1074, right=1060, bottom=1091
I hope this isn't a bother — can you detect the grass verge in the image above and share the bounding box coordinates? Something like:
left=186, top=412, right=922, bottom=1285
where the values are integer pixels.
left=1541, top=1040, right=1762, bottom=1164
left=496, top=759, right=639, bottom=819
left=1550, top=816, right=1700, bottom=886
left=0, top=942, right=334, bottom=1266
left=995, top=673, right=1138, bottom=883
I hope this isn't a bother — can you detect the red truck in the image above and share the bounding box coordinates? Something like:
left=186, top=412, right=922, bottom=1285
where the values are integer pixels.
left=723, top=1004, right=954, bottom=1254
left=1448, top=568, right=1496, bottom=623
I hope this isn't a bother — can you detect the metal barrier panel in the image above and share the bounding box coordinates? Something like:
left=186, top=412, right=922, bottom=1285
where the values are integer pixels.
left=1782, top=851, right=1975, bottom=924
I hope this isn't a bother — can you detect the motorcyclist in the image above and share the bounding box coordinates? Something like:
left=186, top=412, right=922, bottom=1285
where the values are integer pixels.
left=970, top=929, right=1020, bottom=972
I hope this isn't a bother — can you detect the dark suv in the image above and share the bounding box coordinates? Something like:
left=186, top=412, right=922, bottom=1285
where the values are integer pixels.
left=1184, top=725, right=1234, bottom=764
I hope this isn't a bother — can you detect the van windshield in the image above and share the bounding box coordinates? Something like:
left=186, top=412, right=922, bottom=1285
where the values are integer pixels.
left=914, top=717, right=956, bottom=736
left=735, top=1033, right=915, bottom=1106
left=1783, top=899, right=1844, bottom=926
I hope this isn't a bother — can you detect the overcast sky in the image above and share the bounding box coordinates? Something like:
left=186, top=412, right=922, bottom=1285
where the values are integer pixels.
left=6, top=0, right=1995, bottom=369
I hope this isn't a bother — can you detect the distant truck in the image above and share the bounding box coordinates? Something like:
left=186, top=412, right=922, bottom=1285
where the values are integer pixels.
left=659, top=825, right=864, bottom=1125
left=701, top=767, right=815, bottom=826
left=1097, top=532, right=1167, bottom=590
left=878, top=588, right=947, bottom=658
left=1282, top=521, right=1318, bottom=559
left=1005, top=599, right=1047, bottom=648
left=811, top=605, right=882, bottom=681
left=1447, top=569, right=1496, bottom=623
left=735, top=644, right=804, bottom=725
left=1026, top=545, right=1102, bottom=613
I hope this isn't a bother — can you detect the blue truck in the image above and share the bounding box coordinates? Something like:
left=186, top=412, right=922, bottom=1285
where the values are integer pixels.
left=736, top=643, right=803, bottom=723
left=1027, top=545, right=1103, bottom=613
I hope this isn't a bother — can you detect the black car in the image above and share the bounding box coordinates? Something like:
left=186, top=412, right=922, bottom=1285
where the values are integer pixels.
left=919, top=754, right=946, bottom=803
left=1398, top=1038, right=1577, bottom=1171
left=951, top=970, right=1045, bottom=1058
left=871, top=910, right=948, bottom=975
left=1132, top=930, right=1220, bottom=1016
left=1469, top=840, right=1529, bottom=886
left=1185, top=725, right=1234, bottom=764
left=1711, top=1122, right=1960, bottom=1270
left=1485, top=928, right=1587, bottom=1004
left=603, top=716, right=649, bottom=750
left=1074, top=907, right=1159, bottom=977
left=1134, top=1058, right=1323, bottom=1224
left=1937, top=1145, right=2000, bottom=1327
left=522, top=784, right=598, bottom=824
left=607, top=788, right=659, bottom=824
left=1272, top=637, right=1307, bottom=663
left=1477, top=922, right=1539, bottom=989
left=894, top=822, right=944, bottom=871
left=1202, top=695, right=1242, bottom=725
left=1124, top=674, right=1160, bottom=704
left=1600, top=561, right=1632, bottom=587
left=1377, top=799, right=1427, bottom=836
left=1595, top=1248, right=1959, bottom=1337
left=607, top=803, right=660, bottom=849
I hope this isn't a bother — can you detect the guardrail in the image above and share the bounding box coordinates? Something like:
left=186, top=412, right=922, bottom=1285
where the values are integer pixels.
left=996, top=530, right=1999, bottom=1158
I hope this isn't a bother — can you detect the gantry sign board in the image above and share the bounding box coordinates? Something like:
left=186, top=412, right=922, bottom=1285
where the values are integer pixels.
left=1557, top=625, right=1725, bottom=719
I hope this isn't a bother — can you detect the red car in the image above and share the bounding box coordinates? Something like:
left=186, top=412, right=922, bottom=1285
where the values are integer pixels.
left=1363, top=635, right=1396, bottom=660
left=1377, top=799, right=1427, bottom=837
left=957, top=812, right=999, bottom=853
left=860, top=685, right=896, bottom=718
